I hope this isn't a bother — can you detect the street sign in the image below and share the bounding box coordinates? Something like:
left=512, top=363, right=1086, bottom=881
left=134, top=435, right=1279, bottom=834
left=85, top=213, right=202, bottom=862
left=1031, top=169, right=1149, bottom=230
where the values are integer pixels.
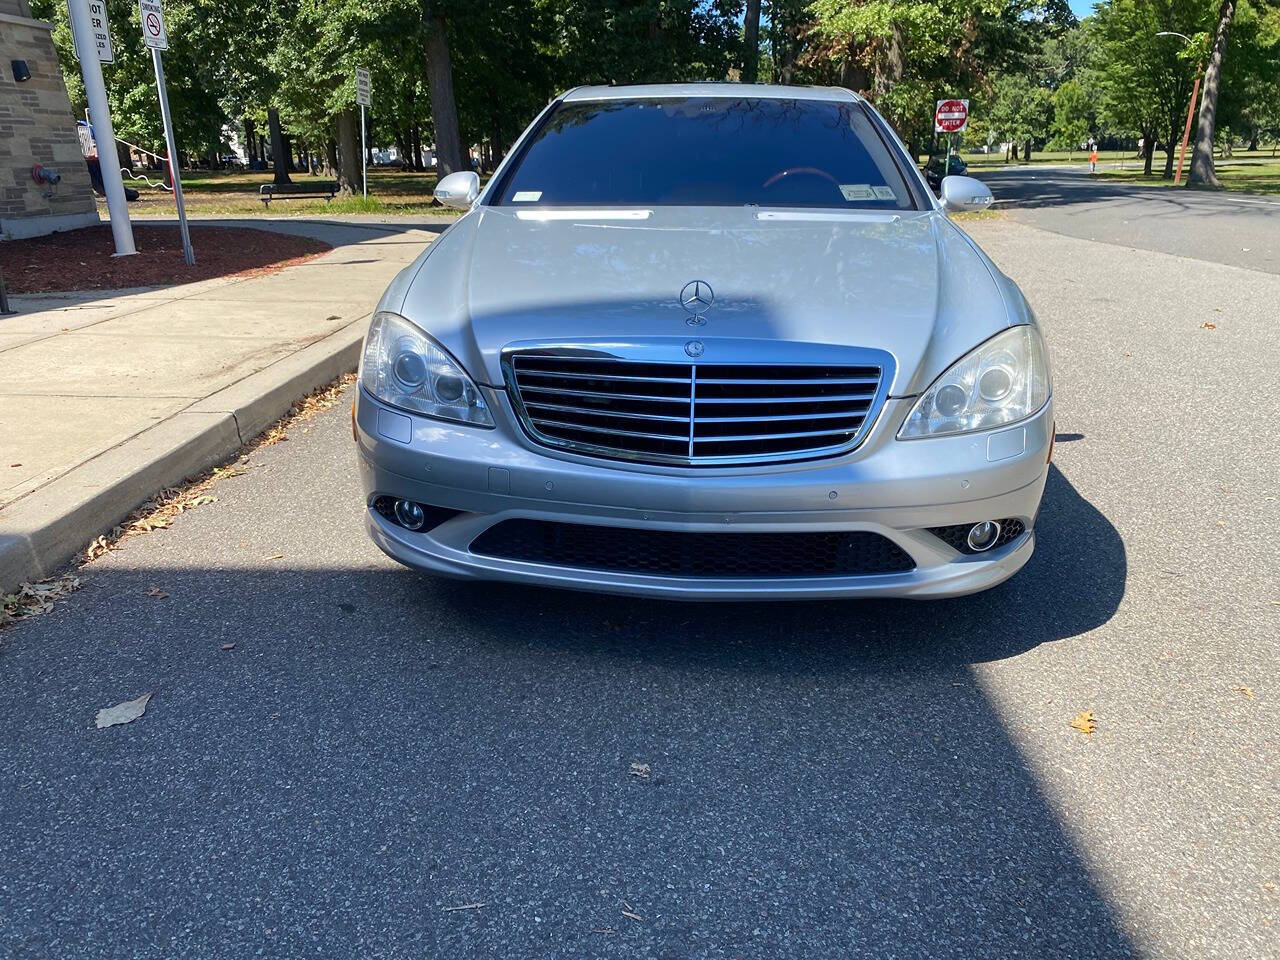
left=88, top=0, right=114, bottom=62
left=138, top=0, right=168, bottom=50
left=70, top=0, right=115, bottom=63
left=355, top=66, right=372, bottom=107
left=935, top=99, right=969, bottom=134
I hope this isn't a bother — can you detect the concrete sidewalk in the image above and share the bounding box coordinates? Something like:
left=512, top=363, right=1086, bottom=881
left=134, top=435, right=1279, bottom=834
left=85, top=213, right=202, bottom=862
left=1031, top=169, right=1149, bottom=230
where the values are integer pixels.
left=0, top=217, right=445, bottom=591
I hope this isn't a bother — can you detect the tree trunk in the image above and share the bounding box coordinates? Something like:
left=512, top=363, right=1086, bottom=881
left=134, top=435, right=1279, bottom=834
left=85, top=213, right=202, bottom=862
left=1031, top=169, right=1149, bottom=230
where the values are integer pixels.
left=840, top=58, right=871, bottom=95
left=325, top=138, right=338, bottom=177
left=742, top=0, right=761, bottom=84
left=244, top=116, right=257, bottom=164
left=1163, top=123, right=1177, bottom=179
left=1142, top=136, right=1154, bottom=176
left=267, top=107, right=292, bottom=186
left=424, top=12, right=467, bottom=175
left=1023, top=139, right=1033, bottom=162
left=1189, top=0, right=1237, bottom=188
left=873, top=22, right=906, bottom=100
left=336, top=109, right=363, bottom=195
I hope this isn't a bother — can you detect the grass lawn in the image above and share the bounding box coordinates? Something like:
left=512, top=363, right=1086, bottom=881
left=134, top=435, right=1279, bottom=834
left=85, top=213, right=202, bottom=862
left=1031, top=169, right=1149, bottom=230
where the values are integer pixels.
left=1093, top=156, right=1280, bottom=196
left=955, top=148, right=1132, bottom=167
left=104, top=168, right=466, bottom=218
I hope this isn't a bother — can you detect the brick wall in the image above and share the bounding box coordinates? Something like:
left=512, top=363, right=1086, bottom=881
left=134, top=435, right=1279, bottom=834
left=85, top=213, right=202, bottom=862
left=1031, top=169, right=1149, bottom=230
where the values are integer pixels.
left=0, top=2, right=34, bottom=20
left=1, top=7, right=98, bottom=234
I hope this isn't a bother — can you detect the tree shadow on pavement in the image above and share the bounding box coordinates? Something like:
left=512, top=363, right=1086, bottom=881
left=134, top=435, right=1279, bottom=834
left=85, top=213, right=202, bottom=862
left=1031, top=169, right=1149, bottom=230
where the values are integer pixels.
left=0, top=466, right=1134, bottom=959
left=436, top=464, right=1124, bottom=671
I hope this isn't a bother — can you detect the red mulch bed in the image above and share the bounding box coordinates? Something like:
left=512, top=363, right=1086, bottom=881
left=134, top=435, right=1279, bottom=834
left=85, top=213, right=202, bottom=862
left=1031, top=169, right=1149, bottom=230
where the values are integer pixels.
left=0, top=224, right=331, bottom=295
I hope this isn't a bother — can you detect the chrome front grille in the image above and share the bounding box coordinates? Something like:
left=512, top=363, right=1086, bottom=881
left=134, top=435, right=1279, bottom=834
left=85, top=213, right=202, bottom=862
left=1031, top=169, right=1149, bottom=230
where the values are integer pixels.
left=505, top=350, right=887, bottom=466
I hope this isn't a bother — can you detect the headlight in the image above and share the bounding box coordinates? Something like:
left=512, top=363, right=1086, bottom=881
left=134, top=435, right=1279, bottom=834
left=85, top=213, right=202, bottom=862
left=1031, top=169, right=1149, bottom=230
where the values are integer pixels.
left=360, top=311, right=494, bottom=427
left=898, top=325, right=1049, bottom=439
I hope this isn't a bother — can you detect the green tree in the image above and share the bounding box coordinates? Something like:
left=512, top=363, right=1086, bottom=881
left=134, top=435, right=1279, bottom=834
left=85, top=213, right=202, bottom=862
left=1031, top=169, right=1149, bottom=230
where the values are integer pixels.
left=987, top=73, right=1055, bottom=158
left=1089, top=0, right=1209, bottom=178
left=806, top=0, right=1075, bottom=151
left=1050, top=78, right=1094, bottom=155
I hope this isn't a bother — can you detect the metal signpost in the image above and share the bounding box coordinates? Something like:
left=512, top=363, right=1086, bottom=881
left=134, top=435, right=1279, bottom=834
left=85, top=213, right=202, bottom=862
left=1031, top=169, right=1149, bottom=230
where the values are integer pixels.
left=355, top=67, right=371, bottom=200
left=67, top=0, right=134, bottom=256
left=139, top=0, right=194, bottom=265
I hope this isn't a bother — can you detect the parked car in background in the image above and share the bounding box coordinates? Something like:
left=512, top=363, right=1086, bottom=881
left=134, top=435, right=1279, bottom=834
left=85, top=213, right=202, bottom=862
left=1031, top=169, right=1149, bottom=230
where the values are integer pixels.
left=355, top=83, right=1046, bottom=600
left=924, top=153, right=968, bottom=191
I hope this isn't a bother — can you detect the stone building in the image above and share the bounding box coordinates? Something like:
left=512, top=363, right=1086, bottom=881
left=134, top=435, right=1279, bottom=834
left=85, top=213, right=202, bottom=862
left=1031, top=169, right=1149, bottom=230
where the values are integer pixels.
left=1, top=0, right=97, bottom=239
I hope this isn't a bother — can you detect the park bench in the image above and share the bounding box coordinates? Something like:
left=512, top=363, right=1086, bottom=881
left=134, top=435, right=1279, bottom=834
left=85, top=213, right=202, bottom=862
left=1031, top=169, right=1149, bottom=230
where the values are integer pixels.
left=258, top=181, right=339, bottom=207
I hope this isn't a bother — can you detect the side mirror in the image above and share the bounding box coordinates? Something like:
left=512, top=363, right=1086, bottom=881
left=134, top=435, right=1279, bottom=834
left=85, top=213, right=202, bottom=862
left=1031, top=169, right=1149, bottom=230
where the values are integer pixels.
left=433, top=170, right=480, bottom=209
left=940, top=175, right=994, bottom=213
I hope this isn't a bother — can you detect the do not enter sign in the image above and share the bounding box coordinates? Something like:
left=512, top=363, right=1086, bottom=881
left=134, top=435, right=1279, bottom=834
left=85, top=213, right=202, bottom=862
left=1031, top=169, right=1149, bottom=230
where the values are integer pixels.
left=935, top=99, right=969, bottom=133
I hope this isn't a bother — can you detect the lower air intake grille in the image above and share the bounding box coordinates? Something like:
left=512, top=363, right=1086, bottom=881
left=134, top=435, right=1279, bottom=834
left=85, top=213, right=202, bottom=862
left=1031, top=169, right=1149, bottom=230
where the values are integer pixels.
left=469, top=520, right=916, bottom=578
left=927, top=518, right=1027, bottom=554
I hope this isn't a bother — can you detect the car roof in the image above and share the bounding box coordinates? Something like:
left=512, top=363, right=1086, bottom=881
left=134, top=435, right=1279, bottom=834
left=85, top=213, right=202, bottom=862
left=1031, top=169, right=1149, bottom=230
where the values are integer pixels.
left=560, top=83, right=864, bottom=104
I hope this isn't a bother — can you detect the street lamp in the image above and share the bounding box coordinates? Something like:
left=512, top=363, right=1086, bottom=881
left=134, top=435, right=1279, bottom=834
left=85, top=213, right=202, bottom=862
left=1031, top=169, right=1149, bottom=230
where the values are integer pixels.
left=1156, top=31, right=1202, bottom=186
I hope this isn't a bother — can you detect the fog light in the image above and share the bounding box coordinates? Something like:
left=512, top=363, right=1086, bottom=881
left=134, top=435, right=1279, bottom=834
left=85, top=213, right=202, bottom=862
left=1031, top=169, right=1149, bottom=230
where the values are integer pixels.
left=966, top=520, right=1001, bottom=552
left=394, top=499, right=426, bottom=530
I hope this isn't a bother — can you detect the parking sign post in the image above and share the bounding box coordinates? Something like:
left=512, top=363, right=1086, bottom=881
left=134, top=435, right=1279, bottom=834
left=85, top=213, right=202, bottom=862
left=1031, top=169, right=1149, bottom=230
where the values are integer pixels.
left=139, top=0, right=194, bottom=266
left=355, top=67, right=372, bottom=200
left=67, top=0, right=135, bottom=256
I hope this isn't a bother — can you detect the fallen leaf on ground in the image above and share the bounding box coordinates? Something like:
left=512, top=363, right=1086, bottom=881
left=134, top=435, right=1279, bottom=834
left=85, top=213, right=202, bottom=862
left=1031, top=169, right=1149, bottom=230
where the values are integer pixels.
left=591, top=927, right=617, bottom=935
left=73, top=373, right=353, bottom=567
left=442, top=902, right=485, bottom=912
left=1, top=575, right=82, bottom=626
left=220, top=642, right=236, bottom=651
left=629, top=762, right=651, bottom=780
left=1234, top=686, right=1255, bottom=699
left=622, top=910, right=643, bottom=922
left=1070, top=710, right=1097, bottom=736
left=146, top=586, right=168, bottom=599
left=1200, top=322, right=1217, bottom=330
left=95, top=692, right=152, bottom=729
left=9, top=463, right=20, bottom=467
left=84, top=535, right=112, bottom=562
left=263, top=554, right=285, bottom=561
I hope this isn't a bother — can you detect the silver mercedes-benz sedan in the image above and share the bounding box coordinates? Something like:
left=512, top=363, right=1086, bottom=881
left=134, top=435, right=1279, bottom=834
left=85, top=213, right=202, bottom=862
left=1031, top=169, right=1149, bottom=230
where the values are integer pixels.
left=354, top=83, right=1054, bottom=599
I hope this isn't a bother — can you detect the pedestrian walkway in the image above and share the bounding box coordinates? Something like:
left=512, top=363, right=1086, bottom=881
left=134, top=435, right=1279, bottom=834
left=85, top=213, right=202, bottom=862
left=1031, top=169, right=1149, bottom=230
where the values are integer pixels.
left=0, top=217, right=445, bottom=589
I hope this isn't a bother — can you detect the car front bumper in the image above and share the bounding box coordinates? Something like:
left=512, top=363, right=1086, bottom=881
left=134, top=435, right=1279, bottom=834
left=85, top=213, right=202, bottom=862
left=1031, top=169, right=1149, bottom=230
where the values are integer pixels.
left=355, top=386, right=1053, bottom=600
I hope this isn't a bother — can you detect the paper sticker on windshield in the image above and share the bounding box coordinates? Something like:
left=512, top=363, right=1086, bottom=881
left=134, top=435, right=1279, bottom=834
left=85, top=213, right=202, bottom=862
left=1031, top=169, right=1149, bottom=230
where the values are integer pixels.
left=839, top=184, right=875, bottom=201
left=871, top=186, right=898, bottom=201
left=513, top=190, right=542, bottom=202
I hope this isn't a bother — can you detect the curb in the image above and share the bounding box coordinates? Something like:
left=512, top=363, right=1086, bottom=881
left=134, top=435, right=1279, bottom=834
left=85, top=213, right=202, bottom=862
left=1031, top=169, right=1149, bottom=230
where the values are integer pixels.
left=0, top=320, right=366, bottom=594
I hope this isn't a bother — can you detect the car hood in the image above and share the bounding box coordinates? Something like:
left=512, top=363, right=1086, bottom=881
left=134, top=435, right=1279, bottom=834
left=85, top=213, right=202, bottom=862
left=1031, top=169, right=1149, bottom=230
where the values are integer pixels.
left=393, top=205, right=1016, bottom=395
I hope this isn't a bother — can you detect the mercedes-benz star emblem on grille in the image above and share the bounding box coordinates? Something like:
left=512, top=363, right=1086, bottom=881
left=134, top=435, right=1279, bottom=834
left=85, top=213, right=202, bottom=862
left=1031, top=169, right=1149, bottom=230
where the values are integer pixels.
left=684, top=340, right=705, bottom=358
left=679, top=280, right=714, bottom=326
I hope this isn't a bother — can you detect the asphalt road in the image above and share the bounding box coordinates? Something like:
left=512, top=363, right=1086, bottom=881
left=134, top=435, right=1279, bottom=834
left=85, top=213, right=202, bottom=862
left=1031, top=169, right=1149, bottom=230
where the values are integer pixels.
left=973, top=165, right=1280, bottom=275
left=1, top=214, right=1277, bottom=959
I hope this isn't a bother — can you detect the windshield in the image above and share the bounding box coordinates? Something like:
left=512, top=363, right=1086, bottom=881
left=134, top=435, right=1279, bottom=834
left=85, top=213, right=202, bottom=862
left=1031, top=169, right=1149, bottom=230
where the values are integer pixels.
left=493, top=97, right=917, bottom=210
